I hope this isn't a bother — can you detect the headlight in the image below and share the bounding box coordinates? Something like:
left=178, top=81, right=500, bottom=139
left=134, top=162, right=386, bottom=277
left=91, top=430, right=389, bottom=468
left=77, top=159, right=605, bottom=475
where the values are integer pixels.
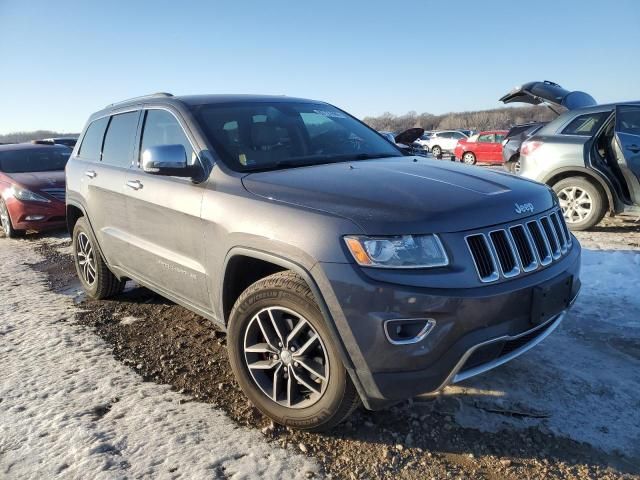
left=8, top=186, right=51, bottom=203
left=344, top=234, right=449, bottom=268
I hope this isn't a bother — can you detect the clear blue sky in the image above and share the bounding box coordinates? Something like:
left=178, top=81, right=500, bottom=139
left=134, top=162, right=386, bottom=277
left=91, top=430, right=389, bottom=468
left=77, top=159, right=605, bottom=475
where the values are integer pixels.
left=1, top=0, right=639, bottom=133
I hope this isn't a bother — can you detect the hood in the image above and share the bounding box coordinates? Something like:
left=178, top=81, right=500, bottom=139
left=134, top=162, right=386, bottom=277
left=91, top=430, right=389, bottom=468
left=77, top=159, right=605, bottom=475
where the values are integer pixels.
left=500, top=80, right=597, bottom=110
left=394, top=128, right=424, bottom=145
left=242, top=158, right=555, bottom=234
left=7, top=170, right=65, bottom=190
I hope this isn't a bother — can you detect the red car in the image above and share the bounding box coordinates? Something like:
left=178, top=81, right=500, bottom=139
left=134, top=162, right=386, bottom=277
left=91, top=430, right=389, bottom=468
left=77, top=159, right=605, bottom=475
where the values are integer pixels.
left=0, top=143, right=69, bottom=238
left=454, top=130, right=508, bottom=165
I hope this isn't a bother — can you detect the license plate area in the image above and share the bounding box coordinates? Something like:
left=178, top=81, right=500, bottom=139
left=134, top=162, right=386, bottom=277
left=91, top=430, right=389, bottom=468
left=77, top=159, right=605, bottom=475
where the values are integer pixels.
left=530, top=275, right=573, bottom=325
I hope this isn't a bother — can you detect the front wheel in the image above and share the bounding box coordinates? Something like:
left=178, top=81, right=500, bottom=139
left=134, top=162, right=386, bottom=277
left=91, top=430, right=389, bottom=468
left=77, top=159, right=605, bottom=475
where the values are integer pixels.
left=0, top=199, right=25, bottom=238
left=552, top=177, right=606, bottom=231
left=431, top=145, right=442, bottom=157
left=462, top=152, right=476, bottom=165
left=227, top=271, right=359, bottom=431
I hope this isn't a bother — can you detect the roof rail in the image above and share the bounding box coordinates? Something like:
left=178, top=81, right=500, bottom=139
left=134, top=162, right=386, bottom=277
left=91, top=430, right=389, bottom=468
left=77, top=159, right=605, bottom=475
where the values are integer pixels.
left=105, top=92, right=173, bottom=109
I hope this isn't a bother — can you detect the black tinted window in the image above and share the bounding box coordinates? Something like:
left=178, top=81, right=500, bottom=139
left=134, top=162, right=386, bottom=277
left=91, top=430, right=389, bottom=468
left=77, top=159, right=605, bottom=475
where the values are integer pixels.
left=140, top=110, right=195, bottom=165
left=616, top=106, right=640, bottom=135
left=0, top=148, right=70, bottom=173
left=561, top=112, right=609, bottom=136
left=102, top=112, right=140, bottom=167
left=78, top=117, right=108, bottom=159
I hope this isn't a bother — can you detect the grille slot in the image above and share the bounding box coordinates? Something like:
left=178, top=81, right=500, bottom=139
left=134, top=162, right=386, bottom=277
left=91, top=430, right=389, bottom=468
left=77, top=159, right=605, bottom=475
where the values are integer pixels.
left=465, top=209, right=571, bottom=283
left=489, top=230, right=519, bottom=277
left=509, top=225, right=537, bottom=271
left=527, top=220, right=552, bottom=265
left=466, top=234, right=499, bottom=282
left=540, top=216, right=560, bottom=258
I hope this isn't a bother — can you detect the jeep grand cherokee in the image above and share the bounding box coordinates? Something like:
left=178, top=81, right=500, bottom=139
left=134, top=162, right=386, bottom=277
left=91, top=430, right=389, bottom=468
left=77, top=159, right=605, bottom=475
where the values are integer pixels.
left=66, top=93, right=581, bottom=430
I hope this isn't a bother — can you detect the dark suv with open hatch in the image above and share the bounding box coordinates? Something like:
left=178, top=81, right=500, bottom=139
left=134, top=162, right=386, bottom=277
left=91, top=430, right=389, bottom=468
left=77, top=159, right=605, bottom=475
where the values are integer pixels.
left=66, top=93, right=581, bottom=430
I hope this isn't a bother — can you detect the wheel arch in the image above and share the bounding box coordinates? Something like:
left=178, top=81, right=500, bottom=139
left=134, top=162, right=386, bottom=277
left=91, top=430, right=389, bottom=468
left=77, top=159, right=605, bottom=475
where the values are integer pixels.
left=220, top=247, right=368, bottom=406
left=542, top=167, right=622, bottom=214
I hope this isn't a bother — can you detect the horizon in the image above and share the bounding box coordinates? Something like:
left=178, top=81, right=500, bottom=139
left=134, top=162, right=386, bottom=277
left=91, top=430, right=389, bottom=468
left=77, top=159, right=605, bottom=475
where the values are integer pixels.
left=1, top=0, right=639, bottom=134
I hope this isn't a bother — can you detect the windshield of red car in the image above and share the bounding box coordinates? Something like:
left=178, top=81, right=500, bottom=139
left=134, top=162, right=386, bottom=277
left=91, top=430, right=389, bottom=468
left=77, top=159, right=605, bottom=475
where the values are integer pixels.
left=0, top=148, right=70, bottom=173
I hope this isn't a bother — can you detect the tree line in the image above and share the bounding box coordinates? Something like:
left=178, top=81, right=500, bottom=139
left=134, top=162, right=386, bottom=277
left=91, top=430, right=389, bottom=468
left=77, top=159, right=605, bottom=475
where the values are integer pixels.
left=362, top=105, right=558, bottom=133
left=0, top=130, right=79, bottom=144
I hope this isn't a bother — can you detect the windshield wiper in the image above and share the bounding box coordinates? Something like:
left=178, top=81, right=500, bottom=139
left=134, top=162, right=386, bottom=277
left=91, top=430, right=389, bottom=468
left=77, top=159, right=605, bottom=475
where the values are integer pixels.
left=247, top=153, right=400, bottom=172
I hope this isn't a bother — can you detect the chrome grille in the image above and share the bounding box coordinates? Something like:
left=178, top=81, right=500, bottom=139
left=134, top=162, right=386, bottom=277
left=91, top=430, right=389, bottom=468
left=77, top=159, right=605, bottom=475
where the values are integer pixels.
left=466, top=209, right=572, bottom=283
left=41, top=188, right=65, bottom=202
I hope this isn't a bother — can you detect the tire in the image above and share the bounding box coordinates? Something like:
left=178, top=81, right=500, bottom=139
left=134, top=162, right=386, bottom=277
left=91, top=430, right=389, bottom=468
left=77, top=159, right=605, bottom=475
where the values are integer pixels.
left=72, top=216, right=125, bottom=299
left=552, top=176, right=606, bottom=231
left=431, top=145, right=442, bottom=157
left=227, top=271, right=360, bottom=431
left=462, top=152, right=476, bottom=165
left=0, top=199, right=25, bottom=238
left=505, top=156, right=521, bottom=174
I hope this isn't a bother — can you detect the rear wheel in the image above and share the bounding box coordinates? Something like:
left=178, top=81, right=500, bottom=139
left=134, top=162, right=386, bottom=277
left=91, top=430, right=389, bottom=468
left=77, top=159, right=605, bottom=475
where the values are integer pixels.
left=227, top=271, right=359, bottom=431
left=0, top=199, right=25, bottom=238
left=462, top=152, right=476, bottom=165
left=552, top=176, right=606, bottom=231
left=72, top=216, right=125, bottom=299
left=431, top=145, right=442, bottom=157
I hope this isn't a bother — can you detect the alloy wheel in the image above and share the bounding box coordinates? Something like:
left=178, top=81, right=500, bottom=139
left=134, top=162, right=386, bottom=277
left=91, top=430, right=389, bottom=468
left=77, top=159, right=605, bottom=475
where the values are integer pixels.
left=243, top=306, right=330, bottom=409
left=558, top=186, right=593, bottom=223
left=514, top=160, right=522, bottom=174
left=431, top=146, right=441, bottom=156
left=463, top=152, right=475, bottom=165
left=76, top=232, right=97, bottom=285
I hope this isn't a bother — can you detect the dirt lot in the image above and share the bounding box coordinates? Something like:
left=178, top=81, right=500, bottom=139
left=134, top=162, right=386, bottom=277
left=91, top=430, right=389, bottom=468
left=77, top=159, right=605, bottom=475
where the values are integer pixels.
left=16, top=214, right=639, bottom=480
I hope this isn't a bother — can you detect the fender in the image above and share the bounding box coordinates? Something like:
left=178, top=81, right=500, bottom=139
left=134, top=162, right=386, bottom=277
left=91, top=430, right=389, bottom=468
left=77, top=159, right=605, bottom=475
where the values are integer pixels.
left=65, top=199, right=111, bottom=268
left=541, top=166, right=624, bottom=214
left=220, top=246, right=371, bottom=407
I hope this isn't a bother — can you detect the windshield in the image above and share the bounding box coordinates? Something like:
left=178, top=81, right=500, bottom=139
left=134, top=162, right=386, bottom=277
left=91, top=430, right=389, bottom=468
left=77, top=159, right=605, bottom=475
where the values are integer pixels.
left=0, top=148, right=70, bottom=173
left=192, top=102, right=401, bottom=172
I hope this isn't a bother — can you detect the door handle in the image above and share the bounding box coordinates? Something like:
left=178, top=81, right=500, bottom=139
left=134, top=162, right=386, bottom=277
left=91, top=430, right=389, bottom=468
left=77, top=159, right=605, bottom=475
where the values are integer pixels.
left=126, top=180, right=143, bottom=190
left=85, top=170, right=97, bottom=179
left=626, top=144, right=640, bottom=153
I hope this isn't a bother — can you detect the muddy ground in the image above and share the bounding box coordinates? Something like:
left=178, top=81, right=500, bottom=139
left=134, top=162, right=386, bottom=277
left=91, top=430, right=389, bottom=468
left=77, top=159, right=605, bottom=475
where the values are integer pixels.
left=22, top=216, right=640, bottom=480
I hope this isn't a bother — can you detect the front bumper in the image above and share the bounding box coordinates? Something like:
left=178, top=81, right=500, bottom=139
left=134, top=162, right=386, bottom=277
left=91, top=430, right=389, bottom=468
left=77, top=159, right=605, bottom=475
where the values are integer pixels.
left=312, top=241, right=581, bottom=410
left=5, top=196, right=66, bottom=231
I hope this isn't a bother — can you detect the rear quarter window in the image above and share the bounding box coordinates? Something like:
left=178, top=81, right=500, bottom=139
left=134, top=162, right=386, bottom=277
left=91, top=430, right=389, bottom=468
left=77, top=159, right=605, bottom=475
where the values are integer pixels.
left=78, top=117, right=109, bottom=160
left=560, top=111, right=610, bottom=136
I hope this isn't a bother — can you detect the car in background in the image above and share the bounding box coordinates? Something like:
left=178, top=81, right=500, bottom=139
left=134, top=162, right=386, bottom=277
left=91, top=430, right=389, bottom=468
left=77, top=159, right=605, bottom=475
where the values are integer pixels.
left=454, top=130, right=507, bottom=165
left=41, top=137, right=78, bottom=148
left=0, top=143, right=69, bottom=237
left=424, top=130, right=468, bottom=156
left=500, top=80, right=640, bottom=230
left=457, top=129, right=476, bottom=137
left=413, top=131, right=433, bottom=150
left=502, top=122, right=546, bottom=173
left=379, top=128, right=427, bottom=156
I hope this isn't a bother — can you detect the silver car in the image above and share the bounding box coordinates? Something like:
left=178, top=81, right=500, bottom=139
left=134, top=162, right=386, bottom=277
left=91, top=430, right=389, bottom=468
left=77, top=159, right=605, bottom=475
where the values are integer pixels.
left=501, top=81, right=640, bottom=230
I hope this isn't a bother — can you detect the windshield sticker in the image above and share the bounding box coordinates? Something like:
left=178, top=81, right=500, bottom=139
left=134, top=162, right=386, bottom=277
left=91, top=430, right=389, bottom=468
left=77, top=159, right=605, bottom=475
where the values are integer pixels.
left=313, top=109, right=347, bottom=119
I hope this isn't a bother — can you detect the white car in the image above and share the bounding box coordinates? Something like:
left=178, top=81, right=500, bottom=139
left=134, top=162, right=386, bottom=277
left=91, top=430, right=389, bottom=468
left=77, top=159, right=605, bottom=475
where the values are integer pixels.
left=425, top=130, right=468, bottom=156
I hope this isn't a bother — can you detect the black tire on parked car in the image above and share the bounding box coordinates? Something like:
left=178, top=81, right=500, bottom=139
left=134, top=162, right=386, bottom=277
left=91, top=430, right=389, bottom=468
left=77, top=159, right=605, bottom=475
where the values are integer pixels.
left=462, top=152, right=476, bottom=165
left=431, top=145, right=442, bottom=157
left=552, top=176, right=607, bottom=231
left=0, top=199, right=25, bottom=238
left=227, top=271, right=360, bottom=431
left=72, top=216, right=125, bottom=299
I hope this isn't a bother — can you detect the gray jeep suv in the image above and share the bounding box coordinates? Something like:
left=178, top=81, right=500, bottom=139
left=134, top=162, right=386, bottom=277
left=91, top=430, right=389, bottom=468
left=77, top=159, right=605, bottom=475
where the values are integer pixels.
left=66, top=93, right=581, bottom=430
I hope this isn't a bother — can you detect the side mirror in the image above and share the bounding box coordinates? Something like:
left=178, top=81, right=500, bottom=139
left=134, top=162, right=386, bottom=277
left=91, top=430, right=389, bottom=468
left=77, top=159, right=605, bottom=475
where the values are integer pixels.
left=142, top=144, right=194, bottom=177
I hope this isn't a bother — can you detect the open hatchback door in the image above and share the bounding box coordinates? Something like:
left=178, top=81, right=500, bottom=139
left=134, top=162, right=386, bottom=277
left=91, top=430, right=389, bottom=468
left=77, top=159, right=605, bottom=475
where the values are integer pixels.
left=500, top=80, right=597, bottom=110
left=614, top=104, right=640, bottom=204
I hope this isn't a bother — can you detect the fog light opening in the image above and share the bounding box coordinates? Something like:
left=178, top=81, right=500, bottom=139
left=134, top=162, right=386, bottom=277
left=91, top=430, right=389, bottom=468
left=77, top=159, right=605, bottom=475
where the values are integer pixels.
left=25, top=215, right=46, bottom=221
left=384, top=318, right=436, bottom=345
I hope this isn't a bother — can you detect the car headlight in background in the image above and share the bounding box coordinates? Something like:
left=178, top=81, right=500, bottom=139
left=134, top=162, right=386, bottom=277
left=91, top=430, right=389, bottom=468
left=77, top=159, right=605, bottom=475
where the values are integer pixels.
left=344, top=234, right=449, bottom=268
left=8, top=186, right=51, bottom=203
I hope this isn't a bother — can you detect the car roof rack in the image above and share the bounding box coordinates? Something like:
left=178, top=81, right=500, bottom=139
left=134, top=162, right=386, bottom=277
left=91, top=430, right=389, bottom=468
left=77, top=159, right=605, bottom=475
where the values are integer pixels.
left=105, top=92, right=173, bottom=109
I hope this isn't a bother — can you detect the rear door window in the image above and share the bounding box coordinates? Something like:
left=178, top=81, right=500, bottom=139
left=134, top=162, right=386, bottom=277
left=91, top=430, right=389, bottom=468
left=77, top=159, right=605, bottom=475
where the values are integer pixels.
left=102, top=111, right=140, bottom=168
left=78, top=117, right=109, bottom=160
left=140, top=109, right=196, bottom=165
left=561, top=111, right=610, bottom=136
